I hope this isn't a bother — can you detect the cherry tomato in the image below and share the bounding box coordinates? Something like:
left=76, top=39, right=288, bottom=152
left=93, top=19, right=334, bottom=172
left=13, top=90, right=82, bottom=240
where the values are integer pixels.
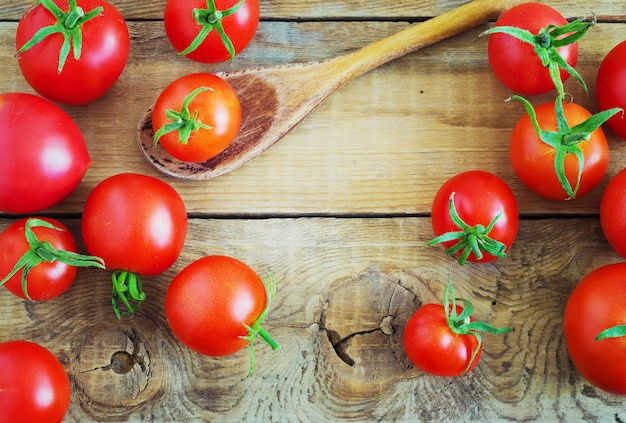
left=81, top=173, right=188, bottom=317
left=152, top=73, right=241, bottom=163
left=15, top=0, right=130, bottom=105
left=596, top=40, right=626, bottom=141
left=0, top=92, right=91, bottom=214
left=0, top=340, right=71, bottom=423
left=428, top=170, right=518, bottom=265
left=403, top=282, right=512, bottom=377
left=600, top=168, right=626, bottom=259
left=509, top=96, right=612, bottom=201
left=164, top=0, right=260, bottom=63
left=486, top=3, right=583, bottom=95
left=165, top=255, right=279, bottom=374
left=564, top=263, right=626, bottom=395
left=0, top=218, right=103, bottom=301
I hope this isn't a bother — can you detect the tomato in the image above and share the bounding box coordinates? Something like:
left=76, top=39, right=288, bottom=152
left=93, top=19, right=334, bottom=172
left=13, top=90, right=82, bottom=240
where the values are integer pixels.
left=403, top=282, right=512, bottom=377
left=428, top=170, right=518, bottom=265
left=165, top=255, right=280, bottom=375
left=600, top=168, right=626, bottom=259
left=81, top=173, right=188, bottom=317
left=0, top=92, right=91, bottom=214
left=509, top=96, right=614, bottom=201
left=152, top=73, right=241, bottom=162
left=16, top=0, right=130, bottom=105
left=596, top=40, right=626, bottom=141
left=484, top=3, right=591, bottom=95
left=0, top=218, right=103, bottom=301
left=164, top=0, right=260, bottom=63
left=563, top=263, right=626, bottom=395
left=0, top=340, right=71, bottom=423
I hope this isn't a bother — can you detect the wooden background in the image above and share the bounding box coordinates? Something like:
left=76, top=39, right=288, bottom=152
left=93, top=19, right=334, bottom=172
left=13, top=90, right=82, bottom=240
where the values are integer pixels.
left=2, top=0, right=626, bottom=421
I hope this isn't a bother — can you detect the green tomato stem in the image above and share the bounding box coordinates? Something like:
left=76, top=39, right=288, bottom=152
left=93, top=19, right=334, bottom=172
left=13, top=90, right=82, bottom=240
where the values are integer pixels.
left=111, top=270, right=146, bottom=319
left=442, top=278, right=513, bottom=375
left=179, top=0, right=246, bottom=61
left=509, top=95, right=622, bottom=199
left=16, top=0, right=103, bottom=73
left=0, top=218, right=105, bottom=300
left=425, top=192, right=507, bottom=265
left=481, top=15, right=596, bottom=96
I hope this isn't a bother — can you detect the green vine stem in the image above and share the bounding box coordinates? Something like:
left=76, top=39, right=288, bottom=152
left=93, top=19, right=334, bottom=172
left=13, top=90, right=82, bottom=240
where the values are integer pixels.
left=179, top=0, right=245, bottom=61
left=16, top=0, right=103, bottom=73
left=481, top=15, right=596, bottom=96
left=510, top=95, right=622, bottom=200
left=425, top=192, right=507, bottom=265
left=153, top=86, right=212, bottom=149
left=241, top=274, right=281, bottom=376
left=0, top=218, right=105, bottom=300
left=111, top=270, right=146, bottom=319
left=443, top=280, right=513, bottom=375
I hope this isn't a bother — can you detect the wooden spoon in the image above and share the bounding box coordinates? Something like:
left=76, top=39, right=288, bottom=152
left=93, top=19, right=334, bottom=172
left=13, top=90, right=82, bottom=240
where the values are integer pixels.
left=137, top=0, right=518, bottom=180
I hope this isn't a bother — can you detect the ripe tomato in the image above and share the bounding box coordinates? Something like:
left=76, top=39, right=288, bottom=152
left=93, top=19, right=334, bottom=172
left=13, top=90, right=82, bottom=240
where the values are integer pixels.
left=428, top=170, right=518, bottom=265
left=164, top=0, right=260, bottom=63
left=81, top=173, right=188, bottom=318
left=0, top=92, right=91, bottom=214
left=596, top=40, right=626, bottom=141
left=509, top=96, right=614, bottom=201
left=403, top=282, right=512, bottom=377
left=152, top=73, right=241, bottom=163
left=0, top=340, right=71, bottom=423
left=165, top=255, right=280, bottom=375
left=0, top=218, right=103, bottom=301
left=16, top=0, right=130, bottom=105
left=485, top=2, right=588, bottom=95
left=563, top=263, right=626, bottom=395
left=600, top=168, right=626, bottom=259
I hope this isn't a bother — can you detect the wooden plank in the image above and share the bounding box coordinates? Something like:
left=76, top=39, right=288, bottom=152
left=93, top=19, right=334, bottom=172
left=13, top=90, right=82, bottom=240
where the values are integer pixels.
left=1, top=216, right=624, bottom=422
left=1, top=20, right=625, bottom=216
left=1, top=1, right=624, bottom=21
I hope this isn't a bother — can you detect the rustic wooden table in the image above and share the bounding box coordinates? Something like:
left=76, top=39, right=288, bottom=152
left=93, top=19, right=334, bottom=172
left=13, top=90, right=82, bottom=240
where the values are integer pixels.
left=2, top=0, right=626, bottom=421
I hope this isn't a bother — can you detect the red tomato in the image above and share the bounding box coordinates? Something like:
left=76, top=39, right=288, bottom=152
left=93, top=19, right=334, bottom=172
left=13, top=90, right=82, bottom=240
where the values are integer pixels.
left=164, top=0, right=260, bottom=63
left=81, top=173, right=188, bottom=317
left=486, top=3, right=579, bottom=95
left=0, top=217, right=103, bottom=301
left=0, top=92, right=91, bottom=214
left=564, top=263, right=626, bottom=395
left=596, top=40, right=626, bottom=141
left=0, top=340, right=71, bottom=423
left=152, top=73, right=241, bottom=162
left=403, top=283, right=512, bottom=377
left=16, top=0, right=130, bottom=105
left=509, top=97, right=611, bottom=201
left=429, top=170, right=518, bottom=265
left=165, top=255, right=280, bottom=374
left=600, top=168, right=626, bottom=259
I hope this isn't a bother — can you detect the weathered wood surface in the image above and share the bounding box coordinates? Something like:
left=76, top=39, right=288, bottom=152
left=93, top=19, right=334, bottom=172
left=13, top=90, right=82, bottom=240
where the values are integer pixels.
left=2, top=1, right=626, bottom=422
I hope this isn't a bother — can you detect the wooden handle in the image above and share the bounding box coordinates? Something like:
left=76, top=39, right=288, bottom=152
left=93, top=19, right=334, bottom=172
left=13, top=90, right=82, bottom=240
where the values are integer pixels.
left=341, top=0, right=521, bottom=77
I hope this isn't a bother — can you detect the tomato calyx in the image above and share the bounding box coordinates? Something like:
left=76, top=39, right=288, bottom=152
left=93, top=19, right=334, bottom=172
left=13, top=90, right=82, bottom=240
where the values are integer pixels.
left=154, top=86, right=213, bottom=149
left=16, top=0, right=104, bottom=74
left=481, top=16, right=595, bottom=96
left=179, top=0, right=246, bottom=61
left=596, top=325, right=626, bottom=341
left=0, top=218, right=105, bottom=300
left=510, top=94, right=622, bottom=200
left=240, top=274, right=281, bottom=376
left=111, top=270, right=146, bottom=319
left=426, top=192, right=507, bottom=265
left=442, top=281, right=512, bottom=374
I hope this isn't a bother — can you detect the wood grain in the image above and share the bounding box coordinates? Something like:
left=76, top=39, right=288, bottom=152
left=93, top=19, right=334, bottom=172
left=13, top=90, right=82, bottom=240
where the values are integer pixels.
left=2, top=217, right=625, bottom=422
left=2, top=1, right=626, bottom=422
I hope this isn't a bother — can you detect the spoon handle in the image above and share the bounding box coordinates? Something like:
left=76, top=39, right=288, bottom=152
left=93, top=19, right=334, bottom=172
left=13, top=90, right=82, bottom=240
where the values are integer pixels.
left=337, top=0, right=520, bottom=78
